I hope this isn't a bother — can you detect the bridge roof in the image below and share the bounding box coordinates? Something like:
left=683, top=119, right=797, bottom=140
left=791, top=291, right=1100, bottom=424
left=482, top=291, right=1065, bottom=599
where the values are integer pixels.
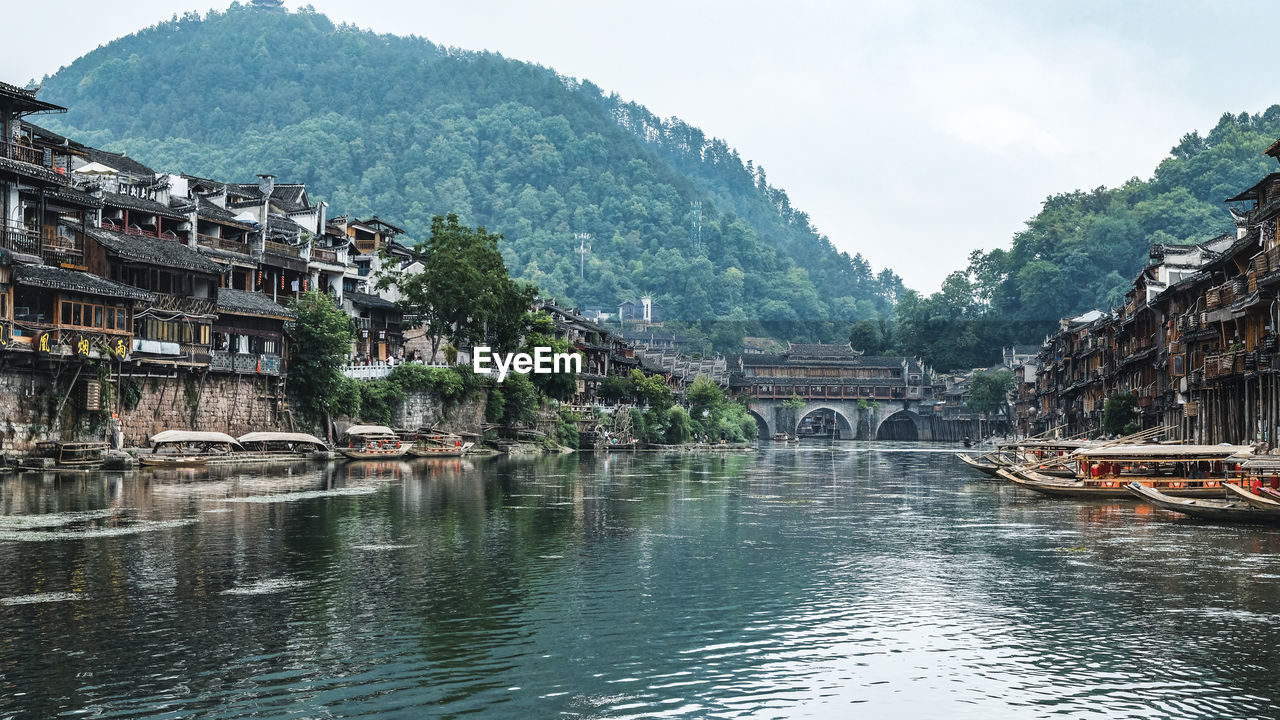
left=736, top=353, right=910, bottom=368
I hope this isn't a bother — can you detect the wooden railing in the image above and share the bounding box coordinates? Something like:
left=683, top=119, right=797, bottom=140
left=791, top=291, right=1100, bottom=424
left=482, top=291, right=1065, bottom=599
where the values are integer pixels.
left=197, top=233, right=250, bottom=254
left=311, top=246, right=342, bottom=264
left=263, top=240, right=300, bottom=257
left=0, top=225, right=41, bottom=256
left=0, top=140, right=44, bottom=166
left=41, top=234, right=85, bottom=269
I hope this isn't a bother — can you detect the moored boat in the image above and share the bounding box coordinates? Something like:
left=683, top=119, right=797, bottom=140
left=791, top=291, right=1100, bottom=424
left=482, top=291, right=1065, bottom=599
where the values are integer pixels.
left=338, top=425, right=407, bottom=460
left=1127, top=481, right=1280, bottom=523
left=398, top=427, right=473, bottom=458
left=1001, top=443, right=1253, bottom=498
left=956, top=452, right=1004, bottom=477
left=236, top=432, right=333, bottom=460
left=141, top=431, right=243, bottom=467
left=1223, top=480, right=1280, bottom=510
left=28, top=441, right=109, bottom=469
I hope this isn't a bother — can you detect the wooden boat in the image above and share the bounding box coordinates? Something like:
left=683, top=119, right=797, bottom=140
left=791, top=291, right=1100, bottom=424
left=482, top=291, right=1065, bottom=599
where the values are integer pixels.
left=1001, top=443, right=1254, bottom=498
left=956, top=452, right=1004, bottom=477
left=771, top=433, right=799, bottom=443
left=28, top=441, right=108, bottom=469
left=1127, top=482, right=1280, bottom=523
left=1221, top=480, right=1280, bottom=511
left=141, top=430, right=243, bottom=467
left=338, top=425, right=407, bottom=460
left=236, top=432, right=332, bottom=460
left=398, top=427, right=472, bottom=458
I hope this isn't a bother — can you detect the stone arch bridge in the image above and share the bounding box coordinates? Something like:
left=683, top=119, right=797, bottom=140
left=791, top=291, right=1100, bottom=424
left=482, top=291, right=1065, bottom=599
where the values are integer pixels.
left=746, top=398, right=932, bottom=441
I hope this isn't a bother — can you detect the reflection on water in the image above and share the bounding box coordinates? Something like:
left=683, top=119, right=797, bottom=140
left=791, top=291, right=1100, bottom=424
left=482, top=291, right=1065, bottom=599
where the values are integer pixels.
left=1, top=446, right=1280, bottom=718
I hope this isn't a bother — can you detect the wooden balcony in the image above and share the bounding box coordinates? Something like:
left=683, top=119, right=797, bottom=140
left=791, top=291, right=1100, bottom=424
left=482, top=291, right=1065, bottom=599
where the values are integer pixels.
left=40, top=234, right=85, bottom=270
left=263, top=240, right=300, bottom=257
left=311, top=246, right=342, bottom=264
left=197, top=233, right=251, bottom=254
left=0, top=141, right=69, bottom=185
left=0, top=225, right=41, bottom=257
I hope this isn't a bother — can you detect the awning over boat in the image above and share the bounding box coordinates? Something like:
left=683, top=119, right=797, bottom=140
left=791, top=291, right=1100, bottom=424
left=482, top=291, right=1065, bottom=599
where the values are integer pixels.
left=1242, top=457, right=1280, bottom=472
left=149, top=430, right=244, bottom=449
left=1071, top=444, right=1253, bottom=461
left=341, top=424, right=398, bottom=438
left=237, top=431, right=329, bottom=449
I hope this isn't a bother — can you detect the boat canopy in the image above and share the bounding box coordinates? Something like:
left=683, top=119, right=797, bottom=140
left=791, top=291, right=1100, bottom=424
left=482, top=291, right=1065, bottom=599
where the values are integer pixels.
left=1072, top=444, right=1253, bottom=461
left=1242, top=457, right=1280, bottom=472
left=237, top=432, right=329, bottom=449
left=341, top=425, right=398, bottom=438
left=149, top=430, right=244, bottom=449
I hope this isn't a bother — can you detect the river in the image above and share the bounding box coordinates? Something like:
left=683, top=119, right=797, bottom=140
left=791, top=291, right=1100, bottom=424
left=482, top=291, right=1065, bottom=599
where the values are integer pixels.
left=1, top=445, right=1279, bottom=719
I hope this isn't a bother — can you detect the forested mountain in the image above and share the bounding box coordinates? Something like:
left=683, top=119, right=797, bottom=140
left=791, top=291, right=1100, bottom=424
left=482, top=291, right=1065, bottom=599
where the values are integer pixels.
left=895, top=109, right=1280, bottom=370
left=33, top=4, right=901, bottom=350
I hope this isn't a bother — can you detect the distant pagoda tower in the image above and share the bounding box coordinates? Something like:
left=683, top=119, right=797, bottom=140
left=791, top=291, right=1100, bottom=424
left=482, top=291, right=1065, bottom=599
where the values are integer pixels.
left=250, top=0, right=285, bottom=7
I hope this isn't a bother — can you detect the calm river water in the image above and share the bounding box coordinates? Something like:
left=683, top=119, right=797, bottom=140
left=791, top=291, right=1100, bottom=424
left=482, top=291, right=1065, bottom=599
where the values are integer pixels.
left=2, top=445, right=1280, bottom=719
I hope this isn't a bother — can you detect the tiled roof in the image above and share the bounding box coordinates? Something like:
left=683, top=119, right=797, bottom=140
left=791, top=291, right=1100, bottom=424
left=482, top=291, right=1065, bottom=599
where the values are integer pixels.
left=787, top=342, right=860, bottom=357
left=345, top=290, right=399, bottom=311
left=196, top=197, right=256, bottom=228
left=13, top=264, right=154, bottom=301
left=0, top=82, right=64, bottom=114
left=267, top=214, right=304, bottom=234
left=217, top=288, right=293, bottom=319
left=102, top=191, right=186, bottom=219
left=85, top=147, right=154, bottom=178
left=46, top=185, right=103, bottom=209
left=86, top=226, right=221, bottom=275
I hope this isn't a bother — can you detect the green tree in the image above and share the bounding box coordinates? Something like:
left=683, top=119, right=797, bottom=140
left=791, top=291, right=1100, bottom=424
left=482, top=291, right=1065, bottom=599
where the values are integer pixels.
left=520, top=311, right=580, bottom=401
left=849, top=317, right=890, bottom=354
left=630, top=369, right=673, bottom=411
left=686, top=374, right=724, bottom=421
left=599, top=374, right=634, bottom=404
left=497, top=372, right=539, bottom=426
left=966, top=369, right=1014, bottom=417
left=377, top=213, right=536, bottom=359
left=287, top=291, right=356, bottom=422
left=1102, top=392, right=1139, bottom=436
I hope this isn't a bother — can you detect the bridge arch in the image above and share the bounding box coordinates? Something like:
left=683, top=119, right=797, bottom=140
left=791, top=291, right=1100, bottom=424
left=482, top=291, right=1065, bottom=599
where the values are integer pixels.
left=746, top=408, right=772, bottom=440
left=874, top=409, right=923, bottom=441
left=794, top=404, right=857, bottom=440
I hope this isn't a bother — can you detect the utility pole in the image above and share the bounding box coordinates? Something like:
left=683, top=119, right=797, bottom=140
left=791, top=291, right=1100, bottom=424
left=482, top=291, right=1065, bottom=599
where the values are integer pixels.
left=574, top=233, right=591, bottom=281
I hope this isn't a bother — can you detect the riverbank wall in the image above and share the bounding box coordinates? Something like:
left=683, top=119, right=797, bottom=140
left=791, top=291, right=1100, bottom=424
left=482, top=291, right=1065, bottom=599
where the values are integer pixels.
left=0, top=365, right=287, bottom=454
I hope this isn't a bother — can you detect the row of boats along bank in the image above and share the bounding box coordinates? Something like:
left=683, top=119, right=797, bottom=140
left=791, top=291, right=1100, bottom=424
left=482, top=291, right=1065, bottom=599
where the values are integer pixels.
left=958, top=428, right=1280, bottom=523
left=13, top=425, right=477, bottom=471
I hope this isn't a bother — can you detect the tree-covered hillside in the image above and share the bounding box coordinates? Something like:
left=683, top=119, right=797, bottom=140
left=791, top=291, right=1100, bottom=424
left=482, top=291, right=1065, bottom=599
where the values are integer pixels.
left=894, top=109, right=1280, bottom=371
left=34, top=3, right=900, bottom=350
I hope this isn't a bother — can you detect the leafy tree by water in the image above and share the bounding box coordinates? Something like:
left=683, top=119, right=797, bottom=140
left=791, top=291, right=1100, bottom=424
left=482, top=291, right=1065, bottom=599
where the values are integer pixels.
left=287, top=291, right=356, bottom=422
left=378, top=214, right=535, bottom=360
left=966, top=369, right=1014, bottom=417
left=1102, top=392, right=1139, bottom=436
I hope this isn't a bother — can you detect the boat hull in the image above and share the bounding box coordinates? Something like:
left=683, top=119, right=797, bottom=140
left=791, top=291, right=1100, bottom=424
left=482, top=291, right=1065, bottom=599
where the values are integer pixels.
left=406, top=448, right=465, bottom=458
left=340, top=448, right=409, bottom=460
left=1000, top=468, right=1229, bottom=498
left=956, top=453, right=1003, bottom=477
left=139, top=455, right=211, bottom=468
left=1128, top=482, right=1280, bottom=523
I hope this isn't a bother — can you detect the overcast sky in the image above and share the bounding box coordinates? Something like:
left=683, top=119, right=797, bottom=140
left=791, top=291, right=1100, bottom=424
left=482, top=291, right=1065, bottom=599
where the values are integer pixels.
left=3, top=1, right=1277, bottom=292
